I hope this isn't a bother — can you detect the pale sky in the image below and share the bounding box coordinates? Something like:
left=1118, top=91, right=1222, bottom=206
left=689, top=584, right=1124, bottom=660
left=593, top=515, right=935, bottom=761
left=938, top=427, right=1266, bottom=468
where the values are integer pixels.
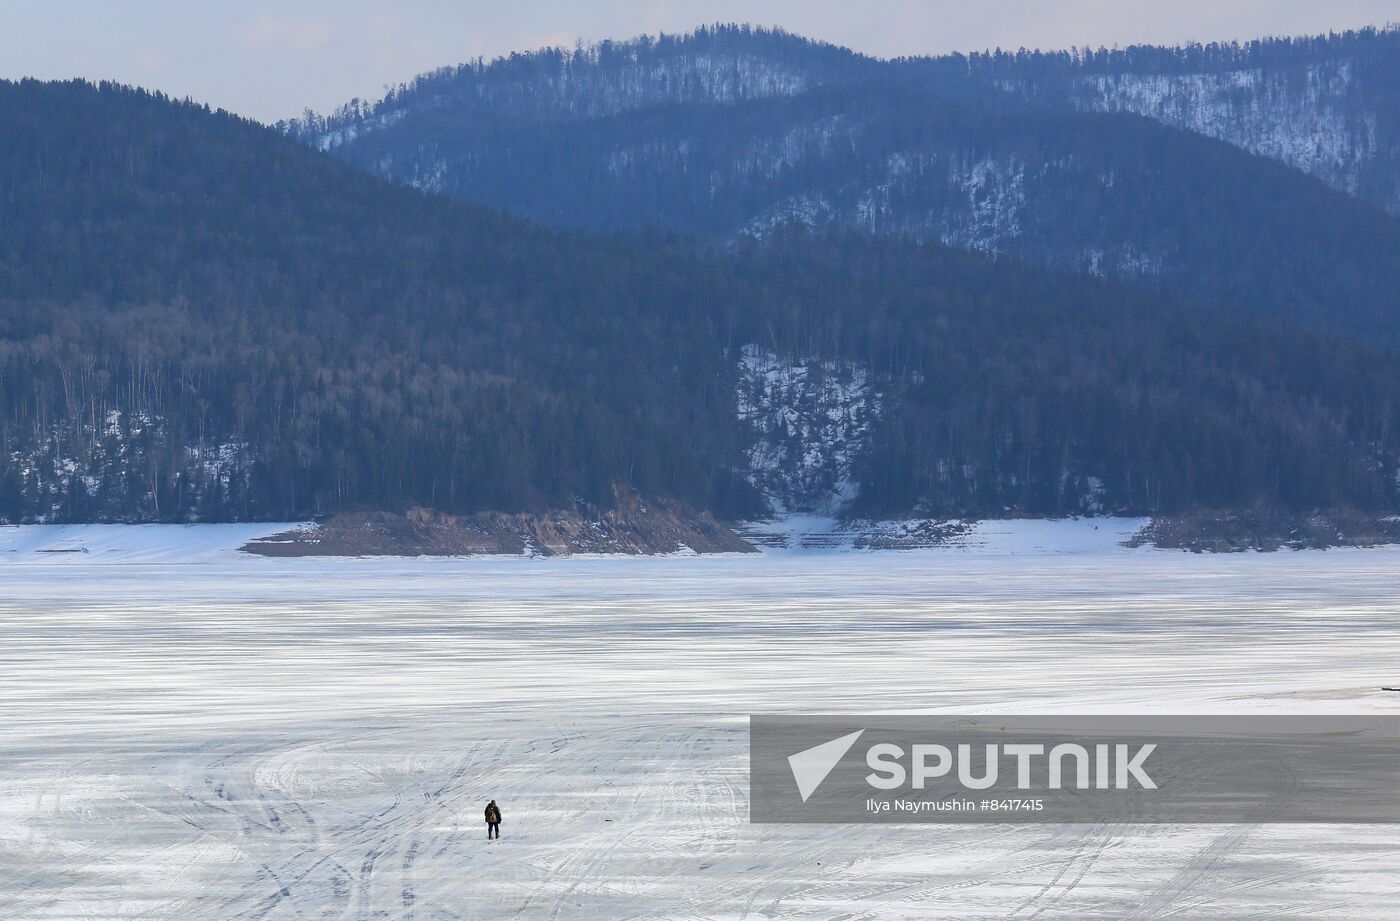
left=4, top=1, right=1399, bottom=123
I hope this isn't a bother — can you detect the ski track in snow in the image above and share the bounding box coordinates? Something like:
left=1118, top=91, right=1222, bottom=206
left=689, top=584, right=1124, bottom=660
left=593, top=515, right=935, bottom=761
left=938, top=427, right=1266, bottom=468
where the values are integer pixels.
left=3, top=527, right=1400, bottom=917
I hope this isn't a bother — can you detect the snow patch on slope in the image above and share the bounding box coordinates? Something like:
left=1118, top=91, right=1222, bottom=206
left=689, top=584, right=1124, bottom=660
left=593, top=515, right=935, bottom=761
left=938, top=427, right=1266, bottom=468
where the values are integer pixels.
left=6, top=411, right=255, bottom=523
left=1071, top=61, right=1377, bottom=198
left=314, top=109, right=407, bottom=151
left=939, top=154, right=1027, bottom=252
left=1085, top=243, right=1165, bottom=279
left=741, top=193, right=835, bottom=237
left=405, top=155, right=449, bottom=193
left=843, top=151, right=1029, bottom=250
left=738, top=114, right=855, bottom=179
left=736, top=345, right=879, bottom=514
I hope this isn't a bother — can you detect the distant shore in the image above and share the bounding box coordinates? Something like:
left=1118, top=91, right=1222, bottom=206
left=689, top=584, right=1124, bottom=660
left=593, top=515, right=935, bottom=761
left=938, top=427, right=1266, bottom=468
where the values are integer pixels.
left=5, top=509, right=1400, bottom=562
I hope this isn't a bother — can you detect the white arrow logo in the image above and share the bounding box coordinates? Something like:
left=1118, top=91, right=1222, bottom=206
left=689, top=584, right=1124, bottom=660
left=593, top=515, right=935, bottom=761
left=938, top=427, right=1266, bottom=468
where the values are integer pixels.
left=788, top=730, right=865, bottom=802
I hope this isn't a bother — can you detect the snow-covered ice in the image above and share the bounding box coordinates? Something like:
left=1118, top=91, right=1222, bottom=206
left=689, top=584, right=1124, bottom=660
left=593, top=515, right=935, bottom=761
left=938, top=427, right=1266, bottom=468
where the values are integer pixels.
left=3, top=526, right=1400, bottom=918
left=0, top=522, right=307, bottom=564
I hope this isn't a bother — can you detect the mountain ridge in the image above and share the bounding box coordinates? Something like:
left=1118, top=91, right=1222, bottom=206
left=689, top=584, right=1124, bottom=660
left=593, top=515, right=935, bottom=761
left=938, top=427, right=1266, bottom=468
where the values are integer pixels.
left=292, top=23, right=1400, bottom=206
left=287, top=25, right=1400, bottom=343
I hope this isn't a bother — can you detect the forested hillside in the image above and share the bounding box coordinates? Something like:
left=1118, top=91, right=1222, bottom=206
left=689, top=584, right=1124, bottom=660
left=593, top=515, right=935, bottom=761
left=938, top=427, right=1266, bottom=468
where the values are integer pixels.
left=954, top=28, right=1400, bottom=215
left=0, top=79, right=765, bottom=522
left=3, top=78, right=1400, bottom=524
left=290, top=26, right=1400, bottom=342
left=732, top=234, right=1400, bottom=518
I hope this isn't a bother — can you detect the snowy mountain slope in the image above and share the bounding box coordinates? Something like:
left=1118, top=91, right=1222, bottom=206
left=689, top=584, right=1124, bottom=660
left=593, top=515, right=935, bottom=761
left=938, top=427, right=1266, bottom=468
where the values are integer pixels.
left=972, top=28, right=1400, bottom=215
left=1069, top=63, right=1378, bottom=202
left=292, top=26, right=1400, bottom=342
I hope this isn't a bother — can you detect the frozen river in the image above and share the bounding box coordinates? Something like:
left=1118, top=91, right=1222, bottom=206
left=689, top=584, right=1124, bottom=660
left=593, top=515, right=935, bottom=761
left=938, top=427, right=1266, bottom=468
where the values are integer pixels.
left=3, top=522, right=1400, bottom=918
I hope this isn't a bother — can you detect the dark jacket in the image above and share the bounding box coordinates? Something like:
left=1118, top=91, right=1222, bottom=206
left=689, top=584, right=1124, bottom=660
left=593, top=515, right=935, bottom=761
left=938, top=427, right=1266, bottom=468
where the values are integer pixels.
left=485, top=802, right=501, bottom=824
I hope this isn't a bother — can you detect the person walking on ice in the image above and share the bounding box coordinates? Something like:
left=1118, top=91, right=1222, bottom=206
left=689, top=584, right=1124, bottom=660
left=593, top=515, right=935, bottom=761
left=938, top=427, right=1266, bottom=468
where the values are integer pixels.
left=485, top=799, right=502, bottom=839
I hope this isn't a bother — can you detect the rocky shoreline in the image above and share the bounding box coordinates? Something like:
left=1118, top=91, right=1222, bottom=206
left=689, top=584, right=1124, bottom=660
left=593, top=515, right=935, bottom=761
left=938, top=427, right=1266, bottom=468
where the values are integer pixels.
left=1126, top=511, right=1400, bottom=552
left=238, top=506, right=1400, bottom=558
left=241, top=488, right=755, bottom=558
